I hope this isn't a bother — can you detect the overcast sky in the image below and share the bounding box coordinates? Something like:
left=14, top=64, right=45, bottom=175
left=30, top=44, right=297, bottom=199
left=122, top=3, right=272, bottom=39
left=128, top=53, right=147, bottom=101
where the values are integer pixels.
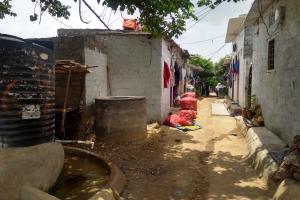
left=0, top=0, right=254, bottom=62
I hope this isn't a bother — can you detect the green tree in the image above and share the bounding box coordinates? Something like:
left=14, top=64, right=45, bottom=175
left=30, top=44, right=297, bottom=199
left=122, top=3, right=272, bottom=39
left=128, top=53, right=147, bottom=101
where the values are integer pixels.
left=198, top=0, right=244, bottom=9
left=188, top=55, right=229, bottom=88
left=0, top=0, right=196, bottom=38
left=0, top=0, right=242, bottom=38
left=189, top=54, right=214, bottom=74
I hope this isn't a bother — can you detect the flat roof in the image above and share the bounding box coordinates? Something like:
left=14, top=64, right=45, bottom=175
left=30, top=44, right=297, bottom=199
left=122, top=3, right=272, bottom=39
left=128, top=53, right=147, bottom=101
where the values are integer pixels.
left=58, top=29, right=152, bottom=36
left=225, top=15, right=246, bottom=43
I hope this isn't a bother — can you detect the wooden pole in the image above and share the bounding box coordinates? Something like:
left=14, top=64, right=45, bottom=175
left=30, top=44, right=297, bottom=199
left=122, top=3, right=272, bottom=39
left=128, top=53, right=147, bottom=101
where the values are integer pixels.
left=61, top=70, right=72, bottom=133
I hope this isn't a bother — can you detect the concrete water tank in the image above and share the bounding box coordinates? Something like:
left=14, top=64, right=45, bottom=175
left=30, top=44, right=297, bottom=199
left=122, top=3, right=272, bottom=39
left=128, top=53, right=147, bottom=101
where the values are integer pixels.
left=0, top=34, right=55, bottom=148
left=95, top=96, right=147, bottom=141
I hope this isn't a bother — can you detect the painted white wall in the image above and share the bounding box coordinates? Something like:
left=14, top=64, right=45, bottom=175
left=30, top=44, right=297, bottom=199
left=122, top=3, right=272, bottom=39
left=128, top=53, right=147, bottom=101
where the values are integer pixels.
left=84, top=47, right=108, bottom=106
left=230, top=28, right=251, bottom=108
left=161, top=40, right=172, bottom=120
left=57, top=30, right=174, bottom=122
left=99, top=35, right=163, bottom=122
left=251, top=0, right=300, bottom=144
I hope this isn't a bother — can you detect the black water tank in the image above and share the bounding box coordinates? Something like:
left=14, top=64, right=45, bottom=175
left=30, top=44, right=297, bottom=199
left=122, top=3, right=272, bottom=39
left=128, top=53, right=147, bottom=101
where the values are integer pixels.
left=0, top=34, right=55, bottom=148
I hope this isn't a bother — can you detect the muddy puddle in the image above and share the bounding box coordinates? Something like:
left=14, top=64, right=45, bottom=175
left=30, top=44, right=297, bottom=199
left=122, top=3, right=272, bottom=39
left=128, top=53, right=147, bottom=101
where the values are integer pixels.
left=51, top=155, right=110, bottom=200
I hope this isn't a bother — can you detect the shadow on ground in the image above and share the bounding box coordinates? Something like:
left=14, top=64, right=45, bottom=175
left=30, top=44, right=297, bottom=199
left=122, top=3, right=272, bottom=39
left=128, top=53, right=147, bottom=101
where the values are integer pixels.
left=72, top=97, right=272, bottom=200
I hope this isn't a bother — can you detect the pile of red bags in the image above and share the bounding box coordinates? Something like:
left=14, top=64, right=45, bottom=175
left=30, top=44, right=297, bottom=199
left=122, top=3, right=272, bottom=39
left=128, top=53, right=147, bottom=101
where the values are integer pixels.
left=180, top=96, right=197, bottom=111
left=163, top=113, right=194, bottom=127
left=163, top=114, right=180, bottom=127
left=164, top=93, right=198, bottom=127
left=179, top=110, right=197, bottom=121
left=182, top=92, right=196, bottom=98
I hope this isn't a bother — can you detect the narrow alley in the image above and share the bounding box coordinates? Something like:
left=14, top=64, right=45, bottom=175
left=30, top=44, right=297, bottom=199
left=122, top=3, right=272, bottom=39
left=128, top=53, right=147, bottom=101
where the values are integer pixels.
left=87, top=97, right=272, bottom=199
left=1, top=1, right=300, bottom=199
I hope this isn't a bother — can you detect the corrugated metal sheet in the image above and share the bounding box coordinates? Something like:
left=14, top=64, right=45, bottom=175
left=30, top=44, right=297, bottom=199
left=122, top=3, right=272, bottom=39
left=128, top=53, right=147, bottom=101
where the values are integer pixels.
left=0, top=34, right=55, bottom=148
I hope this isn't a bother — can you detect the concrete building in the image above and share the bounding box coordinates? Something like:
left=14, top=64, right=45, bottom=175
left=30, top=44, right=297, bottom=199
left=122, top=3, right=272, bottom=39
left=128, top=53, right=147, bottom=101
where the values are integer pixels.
left=56, top=29, right=189, bottom=123
left=53, top=35, right=108, bottom=136
left=243, top=0, right=300, bottom=145
left=225, top=14, right=253, bottom=109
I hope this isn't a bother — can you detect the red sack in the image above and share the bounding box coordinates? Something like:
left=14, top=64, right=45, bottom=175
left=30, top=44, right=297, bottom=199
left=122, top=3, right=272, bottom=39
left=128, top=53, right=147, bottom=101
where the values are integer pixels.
left=177, top=116, right=193, bottom=126
left=123, top=19, right=137, bottom=30
left=182, top=92, right=196, bottom=98
left=163, top=114, right=180, bottom=127
left=179, top=110, right=197, bottom=121
left=180, top=97, right=197, bottom=111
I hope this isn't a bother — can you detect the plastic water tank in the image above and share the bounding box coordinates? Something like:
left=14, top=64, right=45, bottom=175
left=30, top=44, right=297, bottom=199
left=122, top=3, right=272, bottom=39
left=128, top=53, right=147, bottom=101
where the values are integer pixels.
left=0, top=34, right=55, bottom=148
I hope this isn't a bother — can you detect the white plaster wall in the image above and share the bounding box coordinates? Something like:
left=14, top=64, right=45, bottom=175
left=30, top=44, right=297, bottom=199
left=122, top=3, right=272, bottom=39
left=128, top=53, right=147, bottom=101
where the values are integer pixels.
left=94, top=34, right=163, bottom=122
left=161, top=40, right=171, bottom=120
left=251, top=0, right=300, bottom=144
left=233, top=74, right=239, bottom=102
left=229, top=82, right=233, bottom=99
left=231, top=29, right=251, bottom=108
left=56, top=30, right=172, bottom=122
left=84, top=47, right=108, bottom=109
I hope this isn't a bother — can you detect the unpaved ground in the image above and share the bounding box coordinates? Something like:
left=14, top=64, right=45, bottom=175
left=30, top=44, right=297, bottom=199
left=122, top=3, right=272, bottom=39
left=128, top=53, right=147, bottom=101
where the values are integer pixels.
left=82, top=97, right=273, bottom=199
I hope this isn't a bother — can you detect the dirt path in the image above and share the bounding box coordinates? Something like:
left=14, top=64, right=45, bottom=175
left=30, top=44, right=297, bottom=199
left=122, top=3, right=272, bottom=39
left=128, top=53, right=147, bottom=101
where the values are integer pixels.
left=89, top=97, right=273, bottom=199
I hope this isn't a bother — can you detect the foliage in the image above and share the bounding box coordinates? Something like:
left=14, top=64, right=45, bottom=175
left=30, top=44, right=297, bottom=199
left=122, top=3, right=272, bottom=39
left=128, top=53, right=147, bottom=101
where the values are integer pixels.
left=198, top=0, right=243, bottom=9
left=0, top=0, right=16, bottom=19
left=102, top=0, right=197, bottom=38
left=188, top=55, right=229, bottom=88
left=0, top=0, right=242, bottom=38
left=0, top=0, right=196, bottom=38
left=189, top=54, right=214, bottom=73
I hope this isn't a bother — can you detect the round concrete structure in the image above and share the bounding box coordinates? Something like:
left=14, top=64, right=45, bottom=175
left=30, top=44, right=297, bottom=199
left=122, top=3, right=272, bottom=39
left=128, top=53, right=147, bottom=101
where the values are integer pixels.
left=19, top=146, right=126, bottom=200
left=95, top=96, right=147, bottom=142
left=0, top=142, right=64, bottom=200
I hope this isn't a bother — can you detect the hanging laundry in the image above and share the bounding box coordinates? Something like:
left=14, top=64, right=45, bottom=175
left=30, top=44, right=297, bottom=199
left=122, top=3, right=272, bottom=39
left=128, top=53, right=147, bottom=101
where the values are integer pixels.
left=233, top=55, right=240, bottom=73
left=164, top=62, right=171, bottom=88
left=174, top=62, right=180, bottom=86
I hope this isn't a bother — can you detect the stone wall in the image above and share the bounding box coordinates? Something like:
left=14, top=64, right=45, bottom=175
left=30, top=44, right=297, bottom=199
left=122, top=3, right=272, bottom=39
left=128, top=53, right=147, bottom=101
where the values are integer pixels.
left=251, top=0, right=300, bottom=144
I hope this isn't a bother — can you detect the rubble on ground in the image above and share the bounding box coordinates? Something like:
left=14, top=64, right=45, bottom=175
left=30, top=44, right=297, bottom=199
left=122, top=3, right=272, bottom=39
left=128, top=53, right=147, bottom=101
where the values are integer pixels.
left=274, top=135, right=300, bottom=181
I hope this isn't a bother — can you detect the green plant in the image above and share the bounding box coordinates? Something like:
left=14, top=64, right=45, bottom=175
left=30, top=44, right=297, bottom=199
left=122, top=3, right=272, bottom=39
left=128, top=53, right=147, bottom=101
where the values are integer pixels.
left=249, top=95, right=257, bottom=112
left=0, top=0, right=243, bottom=38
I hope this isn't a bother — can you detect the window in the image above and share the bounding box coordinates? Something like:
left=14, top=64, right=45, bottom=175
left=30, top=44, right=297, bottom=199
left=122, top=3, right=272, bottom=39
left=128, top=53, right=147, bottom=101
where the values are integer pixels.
left=268, top=39, right=275, bottom=70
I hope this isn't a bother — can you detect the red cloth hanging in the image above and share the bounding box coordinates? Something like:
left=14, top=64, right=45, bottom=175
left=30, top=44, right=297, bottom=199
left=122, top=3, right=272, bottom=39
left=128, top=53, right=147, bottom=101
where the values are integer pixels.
left=164, top=62, right=171, bottom=88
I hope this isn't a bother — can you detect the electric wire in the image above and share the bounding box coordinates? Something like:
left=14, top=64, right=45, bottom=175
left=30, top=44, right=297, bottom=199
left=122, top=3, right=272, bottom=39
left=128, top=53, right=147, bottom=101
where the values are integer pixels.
left=206, top=43, right=228, bottom=59
left=179, top=35, right=225, bottom=45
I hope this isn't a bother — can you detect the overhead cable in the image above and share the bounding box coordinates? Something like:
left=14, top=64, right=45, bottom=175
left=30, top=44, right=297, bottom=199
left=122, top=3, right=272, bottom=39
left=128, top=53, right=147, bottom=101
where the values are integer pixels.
left=179, top=35, right=225, bottom=45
